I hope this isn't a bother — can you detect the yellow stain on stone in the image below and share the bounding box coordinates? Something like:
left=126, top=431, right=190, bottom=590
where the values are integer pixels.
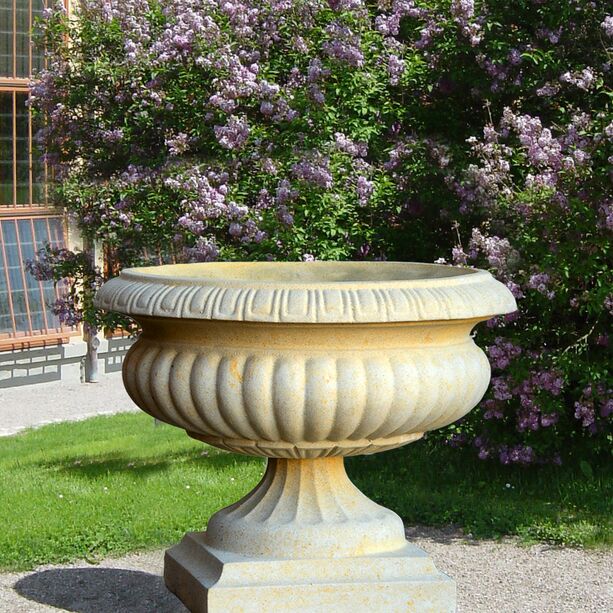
left=228, top=357, right=243, bottom=384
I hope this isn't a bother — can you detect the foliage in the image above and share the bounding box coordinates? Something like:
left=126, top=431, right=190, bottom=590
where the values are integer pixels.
left=0, top=413, right=610, bottom=572
left=28, top=0, right=612, bottom=464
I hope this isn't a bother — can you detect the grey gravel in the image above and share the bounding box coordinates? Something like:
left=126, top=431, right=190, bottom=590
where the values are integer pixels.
left=408, top=526, right=612, bottom=613
left=1, top=527, right=610, bottom=612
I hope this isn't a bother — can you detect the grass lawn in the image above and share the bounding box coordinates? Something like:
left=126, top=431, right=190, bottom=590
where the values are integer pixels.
left=0, top=412, right=610, bottom=571
left=349, top=444, right=612, bottom=549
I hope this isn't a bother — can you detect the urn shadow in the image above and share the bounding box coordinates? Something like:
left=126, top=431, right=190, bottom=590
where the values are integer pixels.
left=14, top=567, right=187, bottom=613
left=38, top=447, right=258, bottom=480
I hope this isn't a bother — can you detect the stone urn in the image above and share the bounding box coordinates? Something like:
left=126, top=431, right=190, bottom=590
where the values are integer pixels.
left=95, top=261, right=515, bottom=612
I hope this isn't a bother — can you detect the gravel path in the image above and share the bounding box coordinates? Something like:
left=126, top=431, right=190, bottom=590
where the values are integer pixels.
left=0, top=373, right=138, bottom=437
left=0, top=527, right=610, bottom=612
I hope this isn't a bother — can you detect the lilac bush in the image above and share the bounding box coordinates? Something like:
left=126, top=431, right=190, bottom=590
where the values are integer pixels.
left=25, top=244, right=135, bottom=334
left=25, top=246, right=91, bottom=327
left=29, top=0, right=611, bottom=464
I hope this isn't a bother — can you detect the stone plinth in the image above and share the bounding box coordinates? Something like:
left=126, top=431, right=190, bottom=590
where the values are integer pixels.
left=166, top=534, right=454, bottom=613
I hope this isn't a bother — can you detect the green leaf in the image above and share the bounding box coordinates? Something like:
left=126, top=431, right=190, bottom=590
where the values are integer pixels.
left=579, top=461, right=594, bottom=480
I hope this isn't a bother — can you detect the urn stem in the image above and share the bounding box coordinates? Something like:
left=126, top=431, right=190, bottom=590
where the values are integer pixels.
left=204, top=456, right=407, bottom=559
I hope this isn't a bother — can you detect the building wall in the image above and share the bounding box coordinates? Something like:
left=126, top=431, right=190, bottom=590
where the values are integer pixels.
left=0, top=335, right=134, bottom=388
left=1, top=0, right=76, bottom=352
left=0, top=1, right=131, bottom=387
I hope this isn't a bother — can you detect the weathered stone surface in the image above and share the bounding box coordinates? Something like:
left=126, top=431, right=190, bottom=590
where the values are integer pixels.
left=96, top=261, right=516, bottom=324
left=95, top=261, right=515, bottom=612
left=205, top=457, right=405, bottom=559
left=165, top=533, right=455, bottom=613
left=121, top=319, right=488, bottom=458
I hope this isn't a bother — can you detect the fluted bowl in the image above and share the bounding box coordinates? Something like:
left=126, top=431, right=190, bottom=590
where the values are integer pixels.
left=95, top=262, right=516, bottom=458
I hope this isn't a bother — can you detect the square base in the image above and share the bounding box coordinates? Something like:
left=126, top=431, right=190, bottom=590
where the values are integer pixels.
left=165, top=532, right=455, bottom=612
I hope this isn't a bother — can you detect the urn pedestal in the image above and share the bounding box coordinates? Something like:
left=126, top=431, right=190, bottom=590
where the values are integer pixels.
left=96, top=261, right=515, bottom=612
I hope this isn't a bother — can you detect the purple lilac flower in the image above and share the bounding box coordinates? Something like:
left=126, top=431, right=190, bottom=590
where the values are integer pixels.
left=508, top=48, right=522, bottom=66
left=292, top=156, right=333, bottom=189
left=185, top=237, right=219, bottom=262
left=468, top=229, right=518, bottom=278
left=100, top=127, right=124, bottom=143
left=165, top=132, right=191, bottom=156
left=491, top=376, right=512, bottom=401
left=277, top=205, right=294, bottom=226
left=451, top=0, right=474, bottom=21
left=447, top=432, right=469, bottom=448
left=477, top=447, right=490, bottom=460
left=170, top=168, right=233, bottom=235
left=450, top=0, right=481, bottom=46
left=275, top=179, right=298, bottom=206
left=52, top=296, right=82, bottom=327
left=214, top=115, right=250, bottom=150
left=334, top=133, right=367, bottom=157
left=309, top=85, right=326, bottom=105
left=536, top=27, right=562, bottom=44
left=599, top=202, right=613, bottom=231
left=536, top=82, right=560, bottom=97
left=560, top=68, right=596, bottom=91
left=459, top=129, right=513, bottom=209
left=483, top=399, right=504, bottom=420
left=451, top=246, right=468, bottom=265
left=307, top=58, right=329, bottom=83
left=322, top=23, right=364, bottom=67
left=415, top=21, right=444, bottom=49
left=540, top=413, right=558, bottom=427
left=505, top=281, right=524, bottom=299
left=502, top=110, right=563, bottom=170
left=574, top=400, right=595, bottom=428
left=517, top=411, right=540, bottom=432
left=328, top=0, right=363, bottom=10
left=356, top=176, right=374, bottom=205
left=600, top=399, right=613, bottom=418
left=487, top=337, right=522, bottom=370
left=498, top=444, right=535, bottom=465
left=532, top=370, right=564, bottom=396
left=388, top=54, right=405, bottom=85
left=527, top=272, right=555, bottom=299
left=26, top=248, right=56, bottom=281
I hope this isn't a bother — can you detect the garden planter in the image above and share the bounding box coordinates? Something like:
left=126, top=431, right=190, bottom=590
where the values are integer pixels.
left=96, top=261, right=515, bottom=612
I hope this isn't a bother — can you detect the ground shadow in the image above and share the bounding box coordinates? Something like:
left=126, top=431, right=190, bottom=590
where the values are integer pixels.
left=40, top=447, right=260, bottom=480
left=14, top=567, right=187, bottom=613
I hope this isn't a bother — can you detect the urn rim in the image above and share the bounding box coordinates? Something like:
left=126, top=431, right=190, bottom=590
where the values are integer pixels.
left=95, top=261, right=516, bottom=324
